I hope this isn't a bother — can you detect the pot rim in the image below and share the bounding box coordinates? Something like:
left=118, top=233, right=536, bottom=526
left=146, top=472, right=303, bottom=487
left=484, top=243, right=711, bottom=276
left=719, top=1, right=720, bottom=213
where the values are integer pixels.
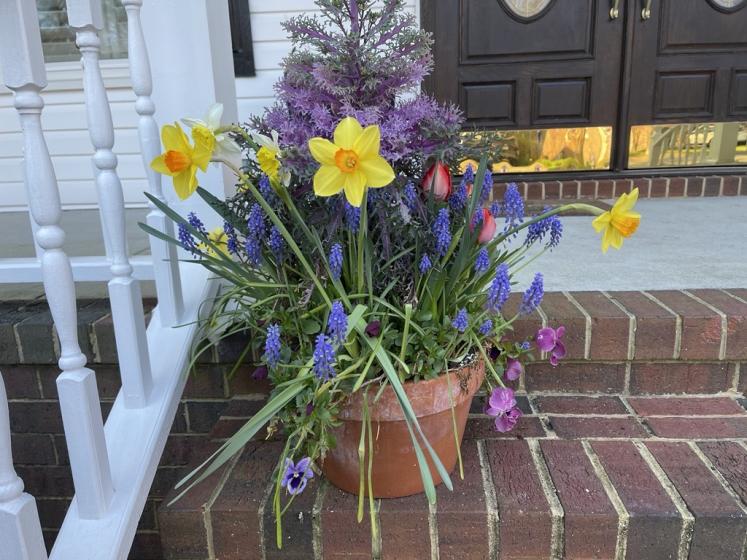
left=336, top=359, right=485, bottom=422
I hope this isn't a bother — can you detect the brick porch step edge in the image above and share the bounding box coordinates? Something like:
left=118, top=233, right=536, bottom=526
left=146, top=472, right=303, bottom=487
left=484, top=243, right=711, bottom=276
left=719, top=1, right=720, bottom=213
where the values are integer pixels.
left=158, top=394, right=747, bottom=560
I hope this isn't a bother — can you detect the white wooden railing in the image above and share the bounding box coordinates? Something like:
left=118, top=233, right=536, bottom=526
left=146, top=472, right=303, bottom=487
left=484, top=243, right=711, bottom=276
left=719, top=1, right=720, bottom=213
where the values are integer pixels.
left=0, top=0, right=218, bottom=558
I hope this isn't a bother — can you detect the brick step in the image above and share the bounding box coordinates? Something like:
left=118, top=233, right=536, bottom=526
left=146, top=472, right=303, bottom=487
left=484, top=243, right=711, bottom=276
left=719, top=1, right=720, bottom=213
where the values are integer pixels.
left=158, top=394, right=747, bottom=560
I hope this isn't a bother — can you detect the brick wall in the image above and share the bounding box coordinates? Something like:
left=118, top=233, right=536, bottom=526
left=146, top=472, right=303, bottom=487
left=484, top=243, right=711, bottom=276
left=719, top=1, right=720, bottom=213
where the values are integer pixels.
left=0, top=299, right=258, bottom=560
left=492, top=174, right=747, bottom=201
left=3, top=287, right=746, bottom=558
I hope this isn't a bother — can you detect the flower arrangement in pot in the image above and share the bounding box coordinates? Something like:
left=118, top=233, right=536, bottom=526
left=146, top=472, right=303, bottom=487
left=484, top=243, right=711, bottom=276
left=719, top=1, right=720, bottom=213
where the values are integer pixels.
left=142, top=0, right=641, bottom=549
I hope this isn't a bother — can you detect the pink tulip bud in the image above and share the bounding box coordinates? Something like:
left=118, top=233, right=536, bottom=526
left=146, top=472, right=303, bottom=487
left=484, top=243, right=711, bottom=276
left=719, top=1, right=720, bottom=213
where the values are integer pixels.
left=471, top=208, right=497, bottom=244
left=421, top=161, right=452, bottom=201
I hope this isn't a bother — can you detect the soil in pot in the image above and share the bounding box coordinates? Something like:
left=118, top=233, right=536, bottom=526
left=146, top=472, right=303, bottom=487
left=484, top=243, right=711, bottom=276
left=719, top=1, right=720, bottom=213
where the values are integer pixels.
left=321, top=359, right=485, bottom=498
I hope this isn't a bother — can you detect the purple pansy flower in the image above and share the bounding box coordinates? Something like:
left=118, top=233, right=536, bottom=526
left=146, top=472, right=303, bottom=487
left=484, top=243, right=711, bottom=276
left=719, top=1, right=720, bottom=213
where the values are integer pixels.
left=536, top=325, right=567, bottom=366
left=485, top=387, right=523, bottom=433
left=282, top=457, right=314, bottom=495
left=505, top=358, right=523, bottom=381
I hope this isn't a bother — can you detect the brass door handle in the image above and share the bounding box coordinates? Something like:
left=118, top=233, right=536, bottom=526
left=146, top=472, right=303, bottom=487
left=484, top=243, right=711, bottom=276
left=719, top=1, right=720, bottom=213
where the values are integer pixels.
left=610, top=0, right=621, bottom=19
left=642, top=0, right=652, bottom=19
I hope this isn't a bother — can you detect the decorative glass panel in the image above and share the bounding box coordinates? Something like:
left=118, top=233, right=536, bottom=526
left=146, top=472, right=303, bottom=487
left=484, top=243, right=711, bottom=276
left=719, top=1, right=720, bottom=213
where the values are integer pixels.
left=37, top=0, right=128, bottom=63
left=460, top=127, right=612, bottom=173
left=628, top=122, right=747, bottom=168
left=501, top=0, right=553, bottom=19
left=709, top=0, right=745, bottom=8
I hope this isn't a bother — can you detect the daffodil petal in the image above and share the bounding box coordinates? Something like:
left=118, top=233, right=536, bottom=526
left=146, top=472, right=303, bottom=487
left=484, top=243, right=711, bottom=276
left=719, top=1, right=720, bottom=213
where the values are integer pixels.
left=181, top=117, right=205, bottom=129
left=592, top=212, right=611, bottom=233
left=608, top=227, right=624, bottom=250
left=309, top=138, right=338, bottom=165
left=313, top=165, right=345, bottom=197
left=173, top=167, right=198, bottom=200
left=359, top=155, right=395, bottom=187
left=343, top=171, right=367, bottom=207
left=151, top=155, right=174, bottom=176
left=162, top=123, right=190, bottom=153
left=334, top=117, right=363, bottom=149
left=353, top=125, right=381, bottom=160
left=205, top=103, right=223, bottom=130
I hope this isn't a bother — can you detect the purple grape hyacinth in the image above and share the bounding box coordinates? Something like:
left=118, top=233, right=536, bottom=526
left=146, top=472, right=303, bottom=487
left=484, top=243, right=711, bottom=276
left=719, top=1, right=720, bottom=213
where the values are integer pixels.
left=475, top=247, right=490, bottom=274
left=433, top=208, right=451, bottom=257
left=264, top=324, right=282, bottom=370
left=479, top=319, right=493, bottom=335
left=329, top=243, right=343, bottom=280
left=519, top=273, right=544, bottom=315
left=419, top=254, right=432, bottom=274
left=327, top=300, right=348, bottom=345
left=282, top=457, right=314, bottom=495
left=486, top=264, right=511, bottom=313
left=502, top=183, right=524, bottom=232
left=452, top=308, right=469, bottom=333
left=312, top=334, right=336, bottom=380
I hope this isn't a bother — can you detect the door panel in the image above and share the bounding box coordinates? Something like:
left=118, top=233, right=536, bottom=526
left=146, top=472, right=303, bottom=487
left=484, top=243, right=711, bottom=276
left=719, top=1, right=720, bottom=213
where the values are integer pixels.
left=628, top=0, right=747, bottom=124
left=426, top=0, right=624, bottom=130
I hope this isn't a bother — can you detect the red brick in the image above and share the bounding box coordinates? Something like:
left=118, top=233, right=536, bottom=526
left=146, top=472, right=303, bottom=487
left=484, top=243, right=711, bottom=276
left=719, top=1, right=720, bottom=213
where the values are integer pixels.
left=10, top=434, right=57, bottom=465
left=544, top=181, right=560, bottom=199
left=607, top=291, right=677, bottom=360
left=130, top=532, right=163, bottom=560
left=645, top=417, right=747, bottom=439
left=159, top=435, right=214, bottom=467
left=322, top=484, right=375, bottom=558
left=649, top=291, right=723, bottom=359
left=2, top=366, right=40, bottom=398
left=572, top=292, right=631, bottom=360
left=698, top=442, right=747, bottom=503
left=485, top=440, right=553, bottom=559
left=613, top=179, right=632, bottom=197
left=549, top=416, right=648, bottom=439
left=380, top=495, right=431, bottom=560
left=538, top=292, right=587, bottom=360
left=9, top=401, right=63, bottom=433
left=503, top=292, right=543, bottom=352
left=742, top=176, right=747, bottom=195
left=525, top=181, right=543, bottom=200
left=687, top=176, right=704, bottom=196
left=14, top=465, right=73, bottom=499
left=723, top=175, right=740, bottom=196
left=561, top=180, right=579, bottom=199
left=464, top=416, right=545, bottom=439
left=627, top=396, right=745, bottom=416
left=158, top=442, right=225, bottom=559
left=579, top=180, right=596, bottom=198
left=534, top=395, right=627, bottom=415
left=629, top=362, right=730, bottom=395
left=592, top=442, right=681, bottom=559
left=689, top=289, right=747, bottom=359
left=647, top=442, right=747, bottom=560
left=210, top=443, right=273, bottom=560
left=597, top=180, right=613, bottom=198
left=540, top=441, right=617, bottom=559
left=436, top=440, right=490, bottom=559
left=668, top=177, right=686, bottom=197
left=704, top=176, right=721, bottom=196
left=633, top=178, right=650, bottom=196
left=650, top=177, right=668, bottom=197
left=183, top=366, right=227, bottom=398
left=526, top=361, right=626, bottom=394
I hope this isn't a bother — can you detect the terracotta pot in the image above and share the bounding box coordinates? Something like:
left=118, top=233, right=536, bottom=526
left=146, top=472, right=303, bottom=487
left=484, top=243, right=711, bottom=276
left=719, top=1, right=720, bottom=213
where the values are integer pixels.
left=321, top=360, right=485, bottom=498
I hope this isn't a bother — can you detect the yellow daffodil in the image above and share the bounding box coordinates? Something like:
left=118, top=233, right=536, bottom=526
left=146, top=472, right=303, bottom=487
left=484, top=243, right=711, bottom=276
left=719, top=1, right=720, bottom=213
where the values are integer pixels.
left=151, top=123, right=213, bottom=200
left=308, top=117, right=395, bottom=207
left=182, top=103, right=240, bottom=159
left=253, top=130, right=290, bottom=186
left=197, top=226, right=230, bottom=257
left=592, top=187, right=641, bottom=253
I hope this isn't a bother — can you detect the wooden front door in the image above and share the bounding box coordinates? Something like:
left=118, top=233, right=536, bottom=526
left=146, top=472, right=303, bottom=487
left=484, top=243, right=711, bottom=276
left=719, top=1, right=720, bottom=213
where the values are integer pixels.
left=424, top=0, right=625, bottom=130
left=627, top=0, right=747, bottom=125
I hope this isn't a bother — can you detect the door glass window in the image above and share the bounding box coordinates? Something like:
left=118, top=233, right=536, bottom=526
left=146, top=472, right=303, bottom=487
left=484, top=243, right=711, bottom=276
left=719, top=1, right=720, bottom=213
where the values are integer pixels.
left=500, top=0, right=553, bottom=19
left=37, top=0, right=128, bottom=63
left=628, top=122, right=747, bottom=168
left=460, top=127, right=613, bottom=173
left=708, top=0, right=746, bottom=9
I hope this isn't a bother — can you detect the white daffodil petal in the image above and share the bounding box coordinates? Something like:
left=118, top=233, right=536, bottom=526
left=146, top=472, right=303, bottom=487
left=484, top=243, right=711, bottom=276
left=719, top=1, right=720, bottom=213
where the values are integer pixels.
left=181, top=117, right=206, bottom=129
left=205, top=103, right=224, bottom=130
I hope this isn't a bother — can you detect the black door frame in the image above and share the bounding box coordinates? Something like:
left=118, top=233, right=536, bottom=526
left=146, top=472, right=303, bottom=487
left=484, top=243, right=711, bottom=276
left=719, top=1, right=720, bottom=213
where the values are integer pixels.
left=420, top=0, right=747, bottom=180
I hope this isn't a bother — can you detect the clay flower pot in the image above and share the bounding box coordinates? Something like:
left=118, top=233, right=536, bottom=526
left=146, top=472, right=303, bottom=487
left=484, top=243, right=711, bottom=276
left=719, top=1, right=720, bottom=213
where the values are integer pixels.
left=322, top=360, right=485, bottom=498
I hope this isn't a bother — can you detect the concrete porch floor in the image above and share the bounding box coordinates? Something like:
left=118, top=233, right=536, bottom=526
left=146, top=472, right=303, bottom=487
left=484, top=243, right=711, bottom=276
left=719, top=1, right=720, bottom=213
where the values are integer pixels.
left=0, top=197, right=745, bottom=300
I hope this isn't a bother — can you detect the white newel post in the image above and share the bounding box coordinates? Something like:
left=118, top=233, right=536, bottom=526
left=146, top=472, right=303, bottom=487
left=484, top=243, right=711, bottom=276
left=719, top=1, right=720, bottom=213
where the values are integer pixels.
left=66, top=0, right=154, bottom=409
left=0, top=0, right=114, bottom=520
left=141, top=0, right=239, bottom=218
left=0, top=372, right=48, bottom=560
left=121, top=0, right=184, bottom=327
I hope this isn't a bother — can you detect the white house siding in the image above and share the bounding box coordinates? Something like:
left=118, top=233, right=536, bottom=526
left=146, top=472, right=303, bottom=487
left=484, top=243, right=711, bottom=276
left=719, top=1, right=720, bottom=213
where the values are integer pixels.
left=0, top=1, right=419, bottom=210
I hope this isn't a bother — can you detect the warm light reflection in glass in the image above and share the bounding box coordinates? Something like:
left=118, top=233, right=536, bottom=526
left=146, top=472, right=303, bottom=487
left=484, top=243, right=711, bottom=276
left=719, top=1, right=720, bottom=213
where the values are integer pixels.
left=459, top=127, right=613, bottom=174
left=628, top=122, right=747, bottom=169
